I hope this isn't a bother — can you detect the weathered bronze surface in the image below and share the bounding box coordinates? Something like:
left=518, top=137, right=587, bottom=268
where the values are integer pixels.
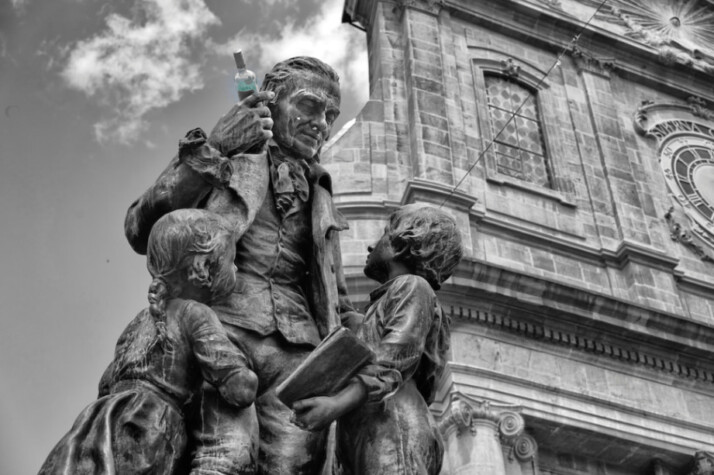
left=124, top=57, right=360, bottom=474
left=40, top=57, right=462, bottom=475
left=39, top=209, right=258, bottom=474
left=292, top=205, right=463, bottom=475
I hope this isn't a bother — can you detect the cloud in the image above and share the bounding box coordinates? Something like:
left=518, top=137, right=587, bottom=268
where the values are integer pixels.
left=217, top=0, right=368, bottom=108
left=61, top=0, right=219, bottom=144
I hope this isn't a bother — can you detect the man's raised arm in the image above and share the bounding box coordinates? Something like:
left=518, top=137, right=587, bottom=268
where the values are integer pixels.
left=125, top=92, right=274, bottom=254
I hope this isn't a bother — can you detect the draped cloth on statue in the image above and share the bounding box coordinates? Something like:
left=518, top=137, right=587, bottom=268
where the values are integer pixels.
left=39, top=383, right=186, bottom=475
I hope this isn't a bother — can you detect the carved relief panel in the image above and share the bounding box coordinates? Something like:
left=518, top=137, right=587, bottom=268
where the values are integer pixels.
left=635, top=100, right=714, bottom=262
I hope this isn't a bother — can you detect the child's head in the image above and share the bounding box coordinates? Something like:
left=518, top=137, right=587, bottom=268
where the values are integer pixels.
left=365, top=204, right=463, bottom=290
left=146, top=209, right=236, bottom=305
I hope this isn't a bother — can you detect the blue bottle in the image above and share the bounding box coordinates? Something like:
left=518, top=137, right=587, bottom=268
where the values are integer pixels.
left=234, top=50, right=257, bottom=101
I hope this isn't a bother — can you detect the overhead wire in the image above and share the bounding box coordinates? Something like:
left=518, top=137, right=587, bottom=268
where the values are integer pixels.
left=438, top=0, right=611, bottom=208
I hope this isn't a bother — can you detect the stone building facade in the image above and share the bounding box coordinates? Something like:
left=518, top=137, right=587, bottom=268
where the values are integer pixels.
left=325, top=0, right=714, bottom=473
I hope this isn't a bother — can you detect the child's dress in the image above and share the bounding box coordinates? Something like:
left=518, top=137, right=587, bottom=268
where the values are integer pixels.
left=336, top=274, right=450, bottom=475
left=39, top=298, right=251, bottom=475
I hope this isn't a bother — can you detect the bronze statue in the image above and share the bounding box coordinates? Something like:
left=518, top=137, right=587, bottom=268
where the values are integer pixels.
left=39, top=209, right=258, bottom=475
left=292, top=204, right=463, bottom=475
left=124, top=57, right=360, bottom=474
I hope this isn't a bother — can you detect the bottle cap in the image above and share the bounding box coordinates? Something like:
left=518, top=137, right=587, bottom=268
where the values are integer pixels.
left=233, top=50, right=246, bottom=69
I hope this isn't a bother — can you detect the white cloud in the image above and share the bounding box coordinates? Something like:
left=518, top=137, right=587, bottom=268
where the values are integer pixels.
left=62, top=0, right=219, bottom=144
left=217, top=0, right=369, bottom=108
left=61, top=0, right=368, bottom=144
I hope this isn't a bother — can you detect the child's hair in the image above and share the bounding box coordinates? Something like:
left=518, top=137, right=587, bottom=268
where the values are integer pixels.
left=145, top=209, right=234, bottom=348
left=388, top=204, right=463, bottom=290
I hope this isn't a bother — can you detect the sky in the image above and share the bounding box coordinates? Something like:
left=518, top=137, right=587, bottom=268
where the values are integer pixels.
left=0, top=0, right=368, bottom=472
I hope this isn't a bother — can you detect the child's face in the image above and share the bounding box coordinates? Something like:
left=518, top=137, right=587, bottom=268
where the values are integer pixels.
left=364, top=227, right=395, bottom=284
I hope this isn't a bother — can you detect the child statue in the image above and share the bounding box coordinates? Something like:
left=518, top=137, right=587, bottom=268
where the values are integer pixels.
left=39, top=209, right=258, bottom=474
left=292, top=204, right=463, bottom=474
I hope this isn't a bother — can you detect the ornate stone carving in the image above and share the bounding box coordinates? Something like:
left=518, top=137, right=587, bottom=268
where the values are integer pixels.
left=437, top=393, right=537, bottom=474
left=690, top=451, right=714, bottom=475
left=438, top=393, right=527, bottom=438
left=498, top=410, right=525, bottom=441
left=438, top=396, right=477, bottom=436
left=511, top=433, right=539, bottom=462
left=687, top=96, right=714, bottom=120
left=500, top=58, right=521, bottom=79
left=580, top=0, right=714, bottom=73
left=568, top=45, right=617, bottom=77
left=666, top=207, right=714, bottom=263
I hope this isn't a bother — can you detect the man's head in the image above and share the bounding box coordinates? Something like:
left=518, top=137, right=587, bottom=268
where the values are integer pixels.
left=261, top=57, right=341, bottom=162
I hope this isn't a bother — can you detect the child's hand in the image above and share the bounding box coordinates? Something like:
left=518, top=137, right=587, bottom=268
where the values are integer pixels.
left=291, top=396, right=341, bottom=431
left=219, top=367, right=258, bottom=408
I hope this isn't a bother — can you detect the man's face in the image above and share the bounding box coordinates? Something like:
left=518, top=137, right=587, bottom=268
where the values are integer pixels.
left=271, top=72, right=340, bottom=161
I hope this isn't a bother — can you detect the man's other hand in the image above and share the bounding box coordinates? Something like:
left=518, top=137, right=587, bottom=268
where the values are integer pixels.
left=209, top=91, right=275, bottom=157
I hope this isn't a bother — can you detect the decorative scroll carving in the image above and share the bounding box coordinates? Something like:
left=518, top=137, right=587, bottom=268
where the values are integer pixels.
left=634, top=100, right=714, bottom=159
left=438, top=397, right=476, bottom=436
left=665, top=207, right=714, bottom=263
left=437, top=393, right=528, bottom=441
left=449, top=306, right=714, bottom=385
left=690, top=451, right=714, bottom=475
left=500, top=58, right=521, bottom=79
left=687, top=96, right=714, bottom=120
left=511, top=433, right=539, bottom=462
left=498, top=410, right=525, bottom=441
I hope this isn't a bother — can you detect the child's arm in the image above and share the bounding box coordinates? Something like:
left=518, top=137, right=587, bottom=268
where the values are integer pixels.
left=183, top=301, right=258, bottom=408
left=292, top=378, right=367, bottom=431
left=293, top=276, right=436, bottom=429
left=356, top=276, right=435, bottom=404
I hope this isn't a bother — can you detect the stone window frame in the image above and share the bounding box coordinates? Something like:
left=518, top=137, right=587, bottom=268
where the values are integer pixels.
left=471, top=52, right=576, bottom=207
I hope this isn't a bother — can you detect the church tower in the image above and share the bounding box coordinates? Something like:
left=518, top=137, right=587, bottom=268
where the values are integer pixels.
left=325, top=0, right=714, bottom=473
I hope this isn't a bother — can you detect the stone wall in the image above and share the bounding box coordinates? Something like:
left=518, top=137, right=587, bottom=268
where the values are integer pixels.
left=330, top=0, right=714, bottom=472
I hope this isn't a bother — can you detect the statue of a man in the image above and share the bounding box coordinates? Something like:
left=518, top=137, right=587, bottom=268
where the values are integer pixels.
left=125, top=57, right=361, bottom=474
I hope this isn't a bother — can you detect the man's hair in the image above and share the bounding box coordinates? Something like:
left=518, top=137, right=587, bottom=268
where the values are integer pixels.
left=261, top=56, right=340, bottom=103
left=388, top=204, right=463, bottom=290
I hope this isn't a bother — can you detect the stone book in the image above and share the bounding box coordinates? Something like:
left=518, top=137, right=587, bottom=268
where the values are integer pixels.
left=276, top=326, right=374, bottom=407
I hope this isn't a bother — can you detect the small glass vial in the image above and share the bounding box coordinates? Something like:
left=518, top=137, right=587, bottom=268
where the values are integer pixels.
left=234, top=50, right=257, bottom=101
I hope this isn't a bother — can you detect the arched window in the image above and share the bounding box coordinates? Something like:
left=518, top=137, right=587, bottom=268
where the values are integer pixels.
left=484, top=74, right=551, bottom=188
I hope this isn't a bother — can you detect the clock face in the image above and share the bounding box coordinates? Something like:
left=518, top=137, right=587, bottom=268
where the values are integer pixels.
left=660, top=135, right=714, bottom=237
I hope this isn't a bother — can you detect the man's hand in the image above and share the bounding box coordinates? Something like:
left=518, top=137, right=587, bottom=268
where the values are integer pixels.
left=291, top=396, right=341, bottom=431
left=208, top=91, right=275, bottom=157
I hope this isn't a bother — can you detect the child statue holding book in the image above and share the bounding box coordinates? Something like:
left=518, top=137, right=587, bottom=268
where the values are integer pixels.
left=292, top=204, right=463, bottom=474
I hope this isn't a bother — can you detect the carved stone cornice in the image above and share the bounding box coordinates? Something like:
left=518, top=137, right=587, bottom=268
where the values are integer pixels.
left=395, top=0, right=445, bottom=16
left=437, top=392, right=537, bottom=461
left=568, top=45, right=618, bottom=78
left=401, top=178, right=478, bottom=212
left=449, top=303, right=714, bottom=385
